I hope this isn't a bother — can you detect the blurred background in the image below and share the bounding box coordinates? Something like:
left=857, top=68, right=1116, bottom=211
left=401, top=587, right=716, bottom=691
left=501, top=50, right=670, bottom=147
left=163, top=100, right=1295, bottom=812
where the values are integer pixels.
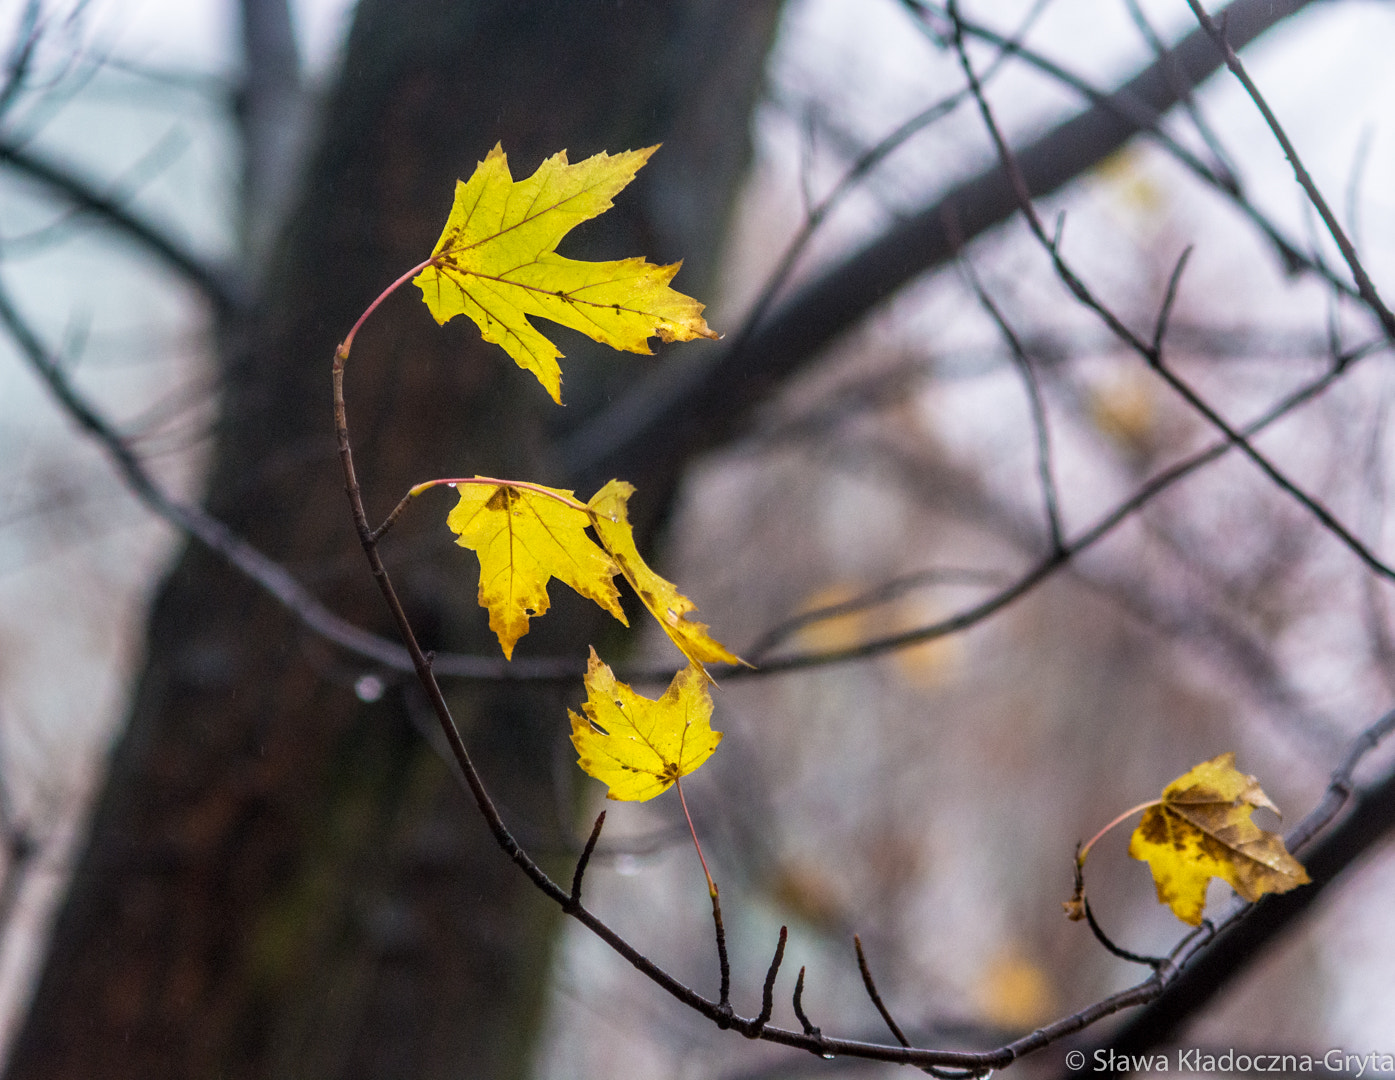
left=2, top=0, right=1395, bottom=1077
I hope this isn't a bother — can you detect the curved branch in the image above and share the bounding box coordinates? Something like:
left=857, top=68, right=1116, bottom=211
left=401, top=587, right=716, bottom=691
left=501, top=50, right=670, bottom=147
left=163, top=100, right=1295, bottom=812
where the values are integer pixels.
left=0, top=138, right=243, bottom=312
left=959, top=257, right=1064, bottom=552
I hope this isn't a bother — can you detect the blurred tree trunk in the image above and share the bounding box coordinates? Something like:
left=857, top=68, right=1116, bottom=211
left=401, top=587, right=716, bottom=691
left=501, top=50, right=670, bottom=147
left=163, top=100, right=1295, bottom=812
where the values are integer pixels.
left=5, top=2, right=779, bottom=1077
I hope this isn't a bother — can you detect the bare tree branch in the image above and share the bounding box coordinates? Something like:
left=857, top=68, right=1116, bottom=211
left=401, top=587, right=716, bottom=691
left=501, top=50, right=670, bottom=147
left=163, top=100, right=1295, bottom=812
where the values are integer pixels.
left=1185, top=0, right=1395, bottom=338
left=0, top=139, right=243, bottom=311
left=563, top=0, right=1315, bottom=498
left=958, top=256, right=1065, bottom=552
left=921, top=1, right=1346, bottom=290
left=0, top=273, right=576, bottom=682
left=946, top=0, right=1395, bottom=586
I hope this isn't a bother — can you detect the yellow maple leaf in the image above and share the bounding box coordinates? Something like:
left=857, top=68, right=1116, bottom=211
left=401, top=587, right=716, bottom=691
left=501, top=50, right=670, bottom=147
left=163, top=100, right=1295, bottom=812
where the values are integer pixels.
left=414, top=144, right=716, bottom=404
left=1129, top=753, right=1310, bottom=926
left=569, top=648, right=721, bottom=801
left=447, top=480, right=627, bottom=658
left=587, top=479, right=745, bottom=678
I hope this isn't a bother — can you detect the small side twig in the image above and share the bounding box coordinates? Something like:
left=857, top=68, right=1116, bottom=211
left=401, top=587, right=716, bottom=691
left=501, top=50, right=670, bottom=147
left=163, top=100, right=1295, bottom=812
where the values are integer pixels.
left=675, top=774, right=730, bottom=1015
left=567, top=810, right=606, bottom=912
left=1152, top=247, right=1193, bottom=356
left=748, top=926, right=788, bottom=1037
left=1083, top=895, right=1163, bottom=970
left=1184, top=0, right=1395, bottom=341
left=712, top=887, right=733, bottom=1020
left=1068, top=811, right=1165, bottom=968
left=370, top=488, right=418, bottom=543
left=855, top=934, right=910, bottom=1048
left=1121, top=0, right=1240, bottom=191
left=792, top=966, right=822, bottom=1039
left=959, top=256, right=1064, bottom=553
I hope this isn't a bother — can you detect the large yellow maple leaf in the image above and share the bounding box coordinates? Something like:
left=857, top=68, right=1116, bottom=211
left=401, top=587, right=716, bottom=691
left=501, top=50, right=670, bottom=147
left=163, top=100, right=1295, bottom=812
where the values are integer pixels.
left=414, top=144, right=716, bottom=404
left=447, top=480, right=627, bottom=659
left=587, top=479, right=745, bottom=679
left=1129, top=753, right=1310, bottom=926
left=569, top=648, right=721, bottom=801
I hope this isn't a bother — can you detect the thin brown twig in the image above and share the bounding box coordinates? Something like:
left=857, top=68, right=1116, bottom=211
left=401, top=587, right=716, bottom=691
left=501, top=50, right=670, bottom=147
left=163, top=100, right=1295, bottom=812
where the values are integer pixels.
left=1082, top=885, right=1166, bottom=970
left=567, top=810, right=606, bottom=911
left=735, top=343, right=1364, bottom=675
left=905, top=1, right=1343, bottom=295
left=1183, top=0, right=1395, bottom=341
left=959, top=257, right=1065, bottom=552
left=854, top=935, right=910, bottom=1048
left=1152, top=247, right=1192, bottom=356
left=369, top=487, right=417, bottom=543
left=752, top=927, right=788, bottom=1035
left=712, top=888, right=733, bottom=1017
left=792, top=967, right=821, bottom=1039
left=680, top=771, right=732, bottom=1017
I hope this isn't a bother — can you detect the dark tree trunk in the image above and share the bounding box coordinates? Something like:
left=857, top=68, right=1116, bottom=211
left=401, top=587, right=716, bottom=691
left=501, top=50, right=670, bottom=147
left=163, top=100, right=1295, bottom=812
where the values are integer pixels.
left=5, top=2, right=779, bottom=1077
